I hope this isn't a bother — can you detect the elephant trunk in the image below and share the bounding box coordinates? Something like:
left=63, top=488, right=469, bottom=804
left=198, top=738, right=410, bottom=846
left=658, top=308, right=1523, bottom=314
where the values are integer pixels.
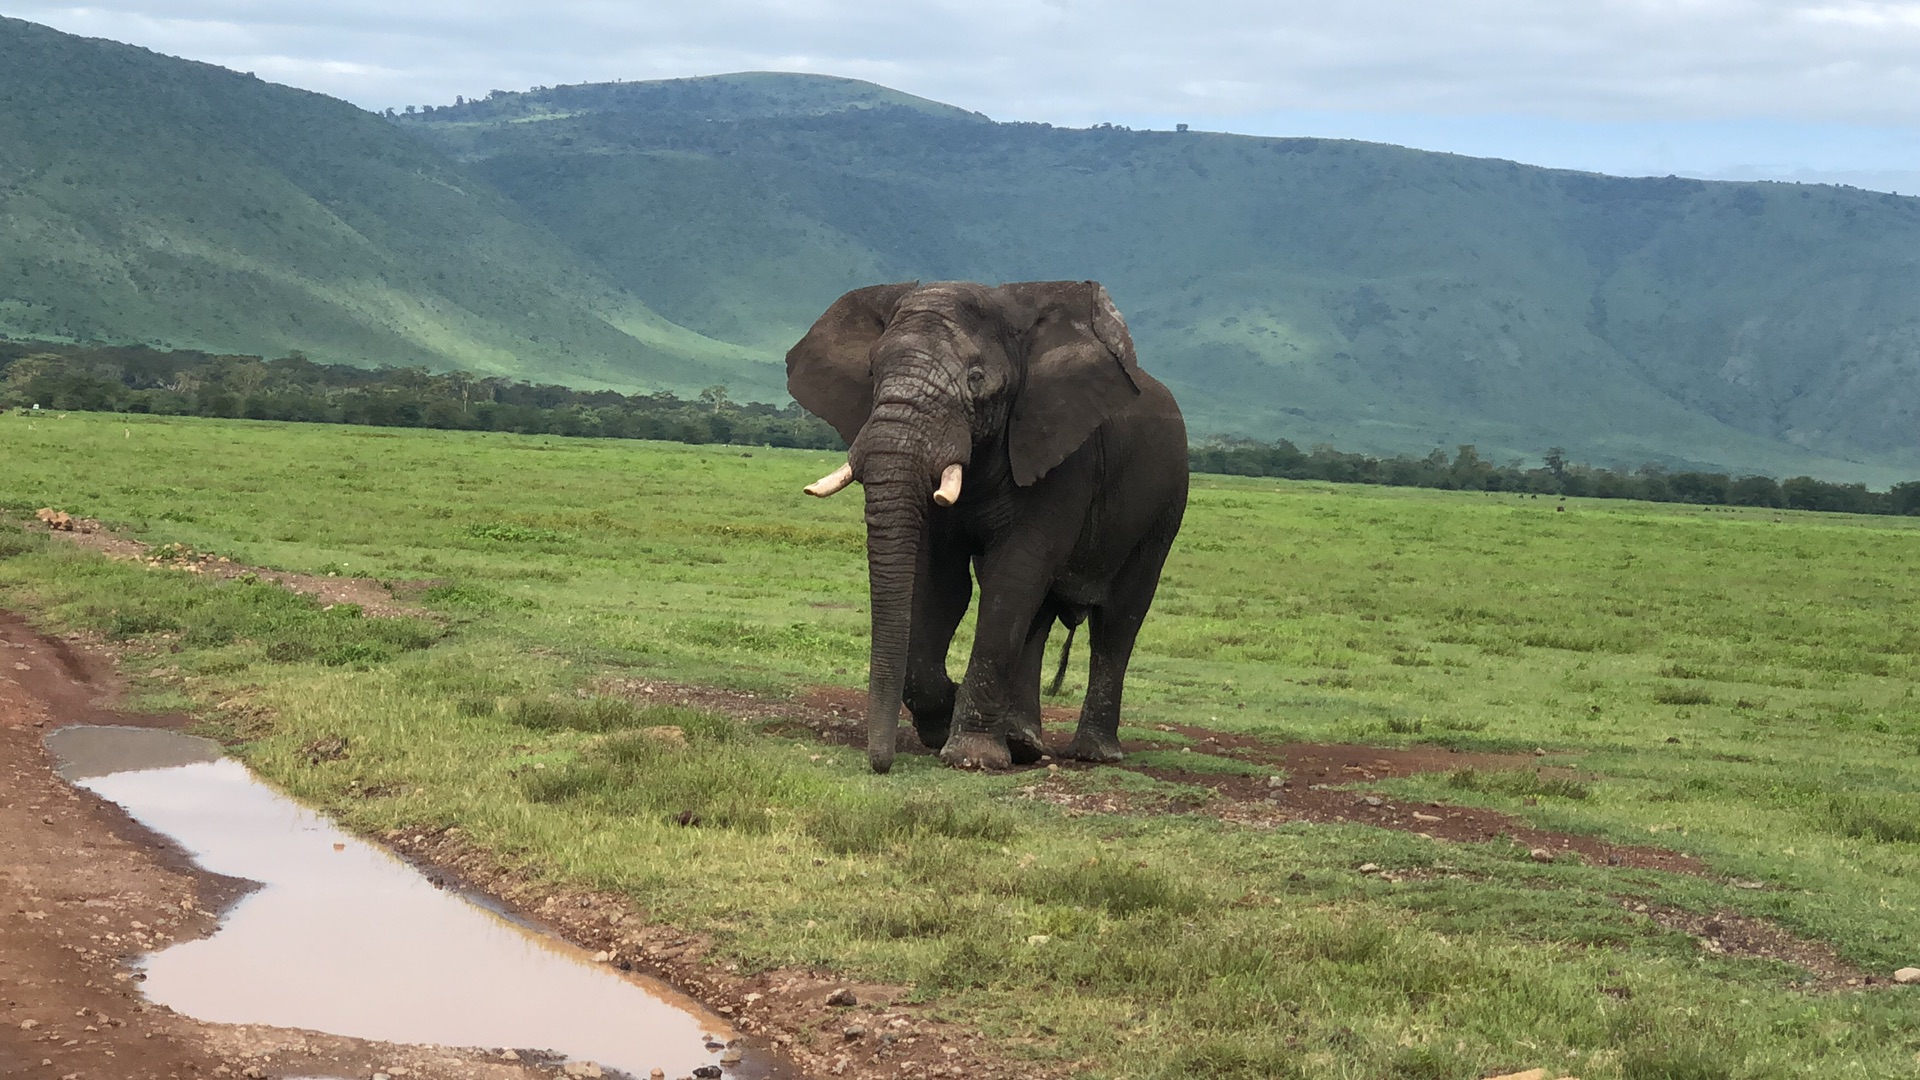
left=859, top=446, right=930, bottom=774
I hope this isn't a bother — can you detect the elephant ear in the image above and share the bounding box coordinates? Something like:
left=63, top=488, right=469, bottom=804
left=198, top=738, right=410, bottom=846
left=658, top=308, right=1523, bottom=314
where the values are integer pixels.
left=1000, top=281, right=1142, bottom=486
left=786, top=283, right=918, bottom=443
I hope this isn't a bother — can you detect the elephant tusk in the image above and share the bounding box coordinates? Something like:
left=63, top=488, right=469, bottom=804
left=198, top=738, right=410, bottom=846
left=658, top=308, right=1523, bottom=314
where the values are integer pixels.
left=932, top=463, right=964, bottom=507
left=804, top=462, right=855, bottom=497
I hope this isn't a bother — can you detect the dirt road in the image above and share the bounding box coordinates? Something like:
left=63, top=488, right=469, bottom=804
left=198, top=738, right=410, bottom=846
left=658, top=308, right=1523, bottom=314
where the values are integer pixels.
left=0, top=610, right=557, bottom=1080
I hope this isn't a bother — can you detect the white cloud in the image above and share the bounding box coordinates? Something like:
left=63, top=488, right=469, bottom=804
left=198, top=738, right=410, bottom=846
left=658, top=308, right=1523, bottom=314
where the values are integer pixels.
left=5, top=1, right=1920, bottom=181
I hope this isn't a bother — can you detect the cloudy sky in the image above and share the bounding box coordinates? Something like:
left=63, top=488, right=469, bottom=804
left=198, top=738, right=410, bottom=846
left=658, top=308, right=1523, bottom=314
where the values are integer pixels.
left=9, top=0, right=1920, bottom=190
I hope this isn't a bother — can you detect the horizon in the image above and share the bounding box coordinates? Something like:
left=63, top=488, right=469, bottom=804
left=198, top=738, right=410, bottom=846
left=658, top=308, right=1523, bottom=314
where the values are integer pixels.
left=6, top=3, right=1918, bottom=194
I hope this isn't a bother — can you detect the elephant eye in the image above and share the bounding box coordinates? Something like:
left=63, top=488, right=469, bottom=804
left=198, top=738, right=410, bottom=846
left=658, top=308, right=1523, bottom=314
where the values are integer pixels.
left=966, top=368, right=986, bottom=389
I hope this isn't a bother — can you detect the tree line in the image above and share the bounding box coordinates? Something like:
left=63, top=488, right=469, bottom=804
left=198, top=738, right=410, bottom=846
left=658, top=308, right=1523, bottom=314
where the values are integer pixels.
left=0, top=343, right=840, bottom=449
left=1191, top=439, right=1920, bottom=516
left=6, top=341, right=1918, bottom=516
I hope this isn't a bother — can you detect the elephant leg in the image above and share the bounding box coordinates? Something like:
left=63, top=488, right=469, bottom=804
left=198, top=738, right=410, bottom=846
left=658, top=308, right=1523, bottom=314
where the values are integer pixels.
left=1068, top=536, right=1175, bottom=764
left=942, top=548, right=1053, bottom=770
left=904, top=526, right=972, bottom=750
left=1005, top=604, right=1057, bottom=765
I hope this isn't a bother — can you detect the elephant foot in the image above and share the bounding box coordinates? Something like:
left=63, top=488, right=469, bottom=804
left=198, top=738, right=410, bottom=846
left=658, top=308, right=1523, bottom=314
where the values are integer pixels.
left=912, top=717, right=952, bottom=751
left=941, top=729, right=1012, bottom=770
left=1007, top=716, right=1045, bottom=765
left=1066, top=731, right=1125, bottom=764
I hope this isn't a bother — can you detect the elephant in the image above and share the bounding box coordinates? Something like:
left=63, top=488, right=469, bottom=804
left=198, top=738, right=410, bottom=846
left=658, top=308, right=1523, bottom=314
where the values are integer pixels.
left=787, top=279, right=1188, bottom=773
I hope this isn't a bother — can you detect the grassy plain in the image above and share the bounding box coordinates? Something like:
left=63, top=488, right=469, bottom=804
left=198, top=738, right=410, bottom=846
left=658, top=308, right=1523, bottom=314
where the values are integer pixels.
left=4, top=410, right=1920, bottom=1078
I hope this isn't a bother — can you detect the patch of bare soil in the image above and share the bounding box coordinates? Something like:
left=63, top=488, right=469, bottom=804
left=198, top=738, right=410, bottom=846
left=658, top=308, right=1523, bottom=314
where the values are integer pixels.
left=1624, top=901, right=1866, bottom=991
left=10, top=509, right=432, bottom=619
left=0, top=611, right=550, bottom=1080
left=1127, top=766, right=1706, bottom=875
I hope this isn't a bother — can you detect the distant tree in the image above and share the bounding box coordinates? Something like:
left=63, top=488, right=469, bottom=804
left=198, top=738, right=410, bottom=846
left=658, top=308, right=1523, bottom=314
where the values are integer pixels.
left=1891, top=481, right=1920, bottom=516
left=404, top=105, right=416, bottom=115
left=1668, top=471, right=1730, bottom=504
left=1544, top=447, right=1568, bottom=483
left=1728, top=475, right=1783, bottom=508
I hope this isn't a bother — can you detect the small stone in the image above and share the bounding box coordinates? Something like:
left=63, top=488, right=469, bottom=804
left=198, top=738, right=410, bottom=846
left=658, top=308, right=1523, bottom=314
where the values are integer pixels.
left=650, top=1071, right=664, bottom=1080
left=719, top=1048, right=743, bottom=1065
left=1412, top=811, right=1441, bottom=822
left=563, top=1063, right=605, bottom=1079
left=1266, top=775, right=1284, bottom=788
left=1357, top=863, right=1380, bottom=874
left=19, top=1019, right=38, bottom=1030
left=591, top=951, right=613, bottom=963
left=692, top=1067, right=723, bottom=1080
left=1363, top=796, right=1383, bottom=807
left=825, top=987, right=858, bottom=1007
left=1895, top=967, right=1920, bottom=984
left=1529, top=848, right=1555, bottom=863
left=843, top=1025, right=867, bottom=1040
left=500, top=1049, right=521, bottom=1061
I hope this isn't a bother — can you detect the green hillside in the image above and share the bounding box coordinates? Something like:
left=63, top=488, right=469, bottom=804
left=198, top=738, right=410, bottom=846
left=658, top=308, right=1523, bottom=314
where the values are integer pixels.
left=406, top=78, right=1920, bottom=481
left=5, top=10, right=1915, bottom=480
left=0, top=17, right=779, bottom=397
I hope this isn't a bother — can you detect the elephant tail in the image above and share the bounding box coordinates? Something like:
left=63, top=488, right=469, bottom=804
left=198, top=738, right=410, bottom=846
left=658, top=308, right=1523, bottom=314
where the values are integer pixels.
left=1048, top=622, right=1077, bottom=696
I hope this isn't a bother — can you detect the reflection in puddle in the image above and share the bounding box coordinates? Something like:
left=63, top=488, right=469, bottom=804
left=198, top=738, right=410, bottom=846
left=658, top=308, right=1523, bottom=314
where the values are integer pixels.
left=47, top=726, right=733, bottom=1079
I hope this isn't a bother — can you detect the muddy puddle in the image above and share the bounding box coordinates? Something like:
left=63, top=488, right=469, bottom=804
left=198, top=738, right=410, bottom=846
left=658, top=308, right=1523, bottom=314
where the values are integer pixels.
left=47, top=725, right=738, bottom=1080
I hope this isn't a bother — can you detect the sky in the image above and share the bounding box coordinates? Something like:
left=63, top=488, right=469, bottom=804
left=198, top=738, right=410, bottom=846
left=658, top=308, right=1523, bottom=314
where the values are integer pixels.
left=8, top=0, right=1920, bottom=191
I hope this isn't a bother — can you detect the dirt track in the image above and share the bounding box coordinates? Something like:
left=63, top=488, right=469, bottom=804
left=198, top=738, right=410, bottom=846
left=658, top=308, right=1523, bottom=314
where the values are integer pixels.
left=0, top=610, right=556, bottom=1080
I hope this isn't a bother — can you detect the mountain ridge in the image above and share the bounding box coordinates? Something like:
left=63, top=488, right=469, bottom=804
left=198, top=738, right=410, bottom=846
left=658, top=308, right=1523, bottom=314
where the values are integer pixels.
left=2, top=13, right=1916, bottom=481
left=0, top=16, right=781, bottom=398
left=404, top=79, right=1920, bottom=481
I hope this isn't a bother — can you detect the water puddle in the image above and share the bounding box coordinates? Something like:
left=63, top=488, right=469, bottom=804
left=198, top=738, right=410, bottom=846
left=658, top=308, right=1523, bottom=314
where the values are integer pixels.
left=47, top=725, right=739, bottom=1079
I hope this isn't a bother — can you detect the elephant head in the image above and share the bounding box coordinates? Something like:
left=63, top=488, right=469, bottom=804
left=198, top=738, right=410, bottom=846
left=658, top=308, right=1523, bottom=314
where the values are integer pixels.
left=786, top=280, right=1144, bottom=772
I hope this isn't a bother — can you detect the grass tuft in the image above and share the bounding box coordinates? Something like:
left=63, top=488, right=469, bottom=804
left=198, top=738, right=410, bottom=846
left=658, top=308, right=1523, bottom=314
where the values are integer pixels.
left=1654, top=685, right=1715, bottom=705
left=1827, top=794, right=1920, bottom=843
left=1446, top=768, right=1591, bottom=801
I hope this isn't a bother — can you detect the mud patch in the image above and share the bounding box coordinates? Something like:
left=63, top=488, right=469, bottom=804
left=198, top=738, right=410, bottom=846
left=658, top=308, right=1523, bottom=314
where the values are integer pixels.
left=0, top=634, right=556, bottom=1079
left=46, top=725, right=741, bottom=1079
left=1131, top=766, right=1706, bottom=875
left=11, top=508, right=431, bottom=618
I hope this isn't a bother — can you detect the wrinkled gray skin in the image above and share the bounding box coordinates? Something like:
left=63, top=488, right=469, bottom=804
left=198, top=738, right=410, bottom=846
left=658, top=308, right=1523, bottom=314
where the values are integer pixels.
left=787, top=280, right=1188, bottom=773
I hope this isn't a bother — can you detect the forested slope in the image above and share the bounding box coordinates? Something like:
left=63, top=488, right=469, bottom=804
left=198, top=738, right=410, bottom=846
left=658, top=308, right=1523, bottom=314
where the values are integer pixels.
left=409, top=77, right=1920, bottom=480
left=0, top=17, right=779, bottom=396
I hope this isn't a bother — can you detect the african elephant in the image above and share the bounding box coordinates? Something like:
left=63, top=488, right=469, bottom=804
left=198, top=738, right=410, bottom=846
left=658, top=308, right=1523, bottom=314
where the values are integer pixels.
left=787, top=280, right=1188, bottom=773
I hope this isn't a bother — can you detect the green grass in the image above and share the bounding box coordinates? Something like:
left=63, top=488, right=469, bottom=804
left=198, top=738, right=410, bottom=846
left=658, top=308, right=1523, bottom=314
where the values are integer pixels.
left=6, top=411, right=1920, bottom=1077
